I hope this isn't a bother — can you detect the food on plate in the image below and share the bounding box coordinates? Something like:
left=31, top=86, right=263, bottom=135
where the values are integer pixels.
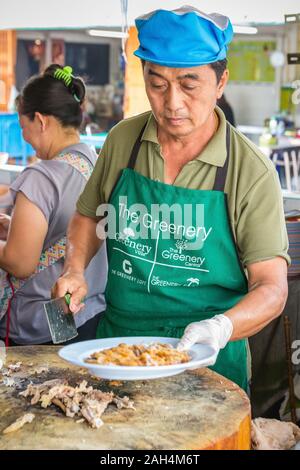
left=19, top=379, right=134, bottom=429
left=3, top=413, right=35, bottom=434
left=85, top=342, right=191, bottom=367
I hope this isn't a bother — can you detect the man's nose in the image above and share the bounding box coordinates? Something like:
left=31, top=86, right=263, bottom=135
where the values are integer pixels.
left=165, top=85, right=184, bottom=113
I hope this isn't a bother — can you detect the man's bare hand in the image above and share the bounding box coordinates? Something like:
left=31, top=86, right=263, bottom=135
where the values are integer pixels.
left=52, top=271, right=88, bottom=314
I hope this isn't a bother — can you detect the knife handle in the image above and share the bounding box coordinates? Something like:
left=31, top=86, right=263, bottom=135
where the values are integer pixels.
left=64, top=293, right=84, bottom=306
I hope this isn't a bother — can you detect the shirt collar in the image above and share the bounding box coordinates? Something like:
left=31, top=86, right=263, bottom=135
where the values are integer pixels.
left=141, top=106, right=228, bottom=167
left=142, top=112, right=159, bottom=144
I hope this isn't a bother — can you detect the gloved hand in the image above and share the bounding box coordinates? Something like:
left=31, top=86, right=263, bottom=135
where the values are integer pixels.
left=177, top=314, right=233, bottom=353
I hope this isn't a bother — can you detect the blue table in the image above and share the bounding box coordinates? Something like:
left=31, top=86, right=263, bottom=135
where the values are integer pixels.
left=79, top=133, right=107, bottom=149
left=0, top=112, right=35, bottom=165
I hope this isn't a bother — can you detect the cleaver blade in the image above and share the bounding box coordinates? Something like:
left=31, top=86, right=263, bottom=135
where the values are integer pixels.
left=44, top=294, right=78, bottom=344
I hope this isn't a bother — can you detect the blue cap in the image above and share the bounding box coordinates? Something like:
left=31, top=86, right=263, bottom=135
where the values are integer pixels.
left=134, top=6, right=233, bottom=67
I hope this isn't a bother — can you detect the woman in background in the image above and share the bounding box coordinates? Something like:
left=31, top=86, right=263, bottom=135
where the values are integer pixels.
left=0, top=64, right=107, bottom=346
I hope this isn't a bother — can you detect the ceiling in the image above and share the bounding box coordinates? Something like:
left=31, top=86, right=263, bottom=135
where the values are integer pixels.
left=1, top=0, right=300, bottom=30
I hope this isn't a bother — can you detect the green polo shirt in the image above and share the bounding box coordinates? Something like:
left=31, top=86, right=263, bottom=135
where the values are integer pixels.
left=77, top=107, right=290, bottom=267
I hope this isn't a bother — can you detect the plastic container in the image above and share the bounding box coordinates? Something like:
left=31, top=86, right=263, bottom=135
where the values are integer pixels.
left=0, top=152, right=9, bottom=165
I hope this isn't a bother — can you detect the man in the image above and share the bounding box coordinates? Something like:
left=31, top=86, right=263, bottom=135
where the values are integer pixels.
left=53, top=6, right=289, bottom=390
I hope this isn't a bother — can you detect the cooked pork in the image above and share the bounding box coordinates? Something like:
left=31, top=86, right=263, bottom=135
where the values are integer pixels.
left=19, top=379, right=134, bottom=428
left=3, top=413, right=35, bottom=434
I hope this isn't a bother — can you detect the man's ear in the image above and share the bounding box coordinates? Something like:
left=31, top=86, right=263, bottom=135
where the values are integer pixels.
left=35, top=112, right=48, bottom=132
left=217, top=69, right=229, bottom=100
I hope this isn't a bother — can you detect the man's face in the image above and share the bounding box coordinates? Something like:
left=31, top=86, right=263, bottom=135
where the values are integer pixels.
left=143, top=62, right=228, bottom=138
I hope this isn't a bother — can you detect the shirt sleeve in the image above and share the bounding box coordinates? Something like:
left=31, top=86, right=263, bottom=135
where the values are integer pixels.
left=76, top=140, right=107, bottom=218
left=10, top=167, right=57, bottom=224
left=236, top=168, right=290, bottom=266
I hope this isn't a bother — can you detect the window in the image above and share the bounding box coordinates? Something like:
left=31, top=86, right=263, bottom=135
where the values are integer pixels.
left=65, top=42, right=109, bottom=85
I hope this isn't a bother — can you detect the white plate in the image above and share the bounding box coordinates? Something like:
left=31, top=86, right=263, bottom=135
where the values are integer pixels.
left=58, top=337, right=217, bottom=380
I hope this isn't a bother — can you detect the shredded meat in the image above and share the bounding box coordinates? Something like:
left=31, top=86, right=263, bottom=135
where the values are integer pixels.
left=31, top=366, right=49, bottom=375
left=8, top=361, right=22, bottom=372
left=2, top=377, right=16, bottom=387
left=19, top=379, right=66, bottom=405
left=112, top=395, right=136, bottom=410
left=19, top=379, right=134, bottom=429
left=1, top=361, right=23, bottom=377
left=81, top=397, right=112, bottom=429
left=3, top=413, right=35, bottom=434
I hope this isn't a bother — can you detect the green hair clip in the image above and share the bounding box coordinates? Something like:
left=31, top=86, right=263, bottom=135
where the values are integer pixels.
left=54, top=66, right=81, bottom=103
left=54, top=65, right=73, bottom=86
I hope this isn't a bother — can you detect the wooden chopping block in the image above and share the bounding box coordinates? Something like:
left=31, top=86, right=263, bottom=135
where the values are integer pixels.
left=0, top=346, right=251, bottom=450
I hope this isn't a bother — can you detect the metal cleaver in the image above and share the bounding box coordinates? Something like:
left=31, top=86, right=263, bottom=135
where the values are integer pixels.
left=44, top=293, right=78, bottom=344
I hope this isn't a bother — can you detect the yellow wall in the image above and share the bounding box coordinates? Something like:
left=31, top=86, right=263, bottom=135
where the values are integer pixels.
left=0, top=31, right=16, bottom=111
left=124, top=27, right=150, bottom=119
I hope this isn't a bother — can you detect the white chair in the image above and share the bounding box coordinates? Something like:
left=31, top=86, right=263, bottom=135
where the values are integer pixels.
left=270, top=147, right=300, bottom=192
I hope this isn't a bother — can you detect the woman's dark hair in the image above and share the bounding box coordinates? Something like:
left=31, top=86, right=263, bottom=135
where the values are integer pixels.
left=16, top=64, right=86, bottom=129
left=141, top=58, right=227, bottom=83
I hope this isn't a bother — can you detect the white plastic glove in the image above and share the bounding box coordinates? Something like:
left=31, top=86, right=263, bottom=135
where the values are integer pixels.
left=177, top=314, right=233, bottom=353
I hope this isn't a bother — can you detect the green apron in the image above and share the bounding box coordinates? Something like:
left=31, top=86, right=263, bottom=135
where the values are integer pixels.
left=97, top=122, right=249, bottom=390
